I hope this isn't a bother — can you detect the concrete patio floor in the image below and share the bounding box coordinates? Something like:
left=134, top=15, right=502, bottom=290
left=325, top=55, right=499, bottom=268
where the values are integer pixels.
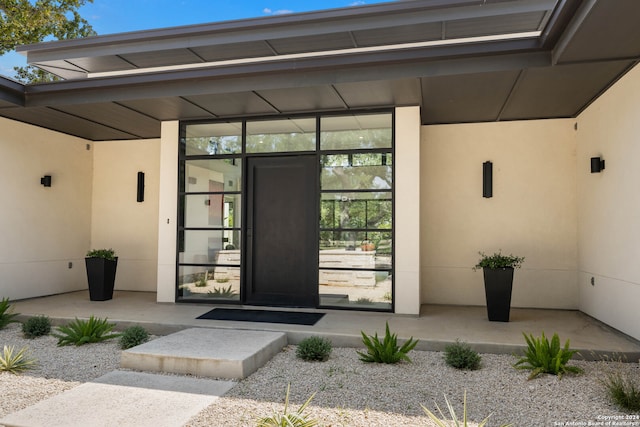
left=10, top=290, right=640, bottom=361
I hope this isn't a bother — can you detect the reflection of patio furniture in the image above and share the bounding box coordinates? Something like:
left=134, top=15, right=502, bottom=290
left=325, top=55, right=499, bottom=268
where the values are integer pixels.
left=319, top=249, right=376, bottom=286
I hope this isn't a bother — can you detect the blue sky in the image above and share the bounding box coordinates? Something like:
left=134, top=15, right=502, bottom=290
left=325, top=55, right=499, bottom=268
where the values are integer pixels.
left=0, top=0, right=392, bottom=77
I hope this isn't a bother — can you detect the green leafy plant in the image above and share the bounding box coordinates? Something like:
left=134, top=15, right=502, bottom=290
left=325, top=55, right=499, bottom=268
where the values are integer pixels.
left=22, top=315, right=51, bottom=338
left=356, top=297, right=374, bottom=305
left=256, top=383, right=318, bottom=427
left=53, top=316, right=120, bottom=346
left=296, top=336, right=332, bottom=362
left=444, top=340, right=482, bottom=370
left=207, top=285, right=237, bottom=298
left=602, top=371, right=640, bottom=412
left=357, top=322, right=418, bottom=364
left=473, top=251, right=524, bottom=271
left=0, top=297, right=20, bottom=330
left=0, top=345, right=38, bottom=374
left=119, top=325, right=150, bottom=349
left=86, top=248, right=116, bottom=261
left=195, top=272, right=209, bottom=287
left=422, top=391, right=512, bottom=427
left=215, top=277, right=230, bottom=283
left=514, top=332, right=583, bottom=379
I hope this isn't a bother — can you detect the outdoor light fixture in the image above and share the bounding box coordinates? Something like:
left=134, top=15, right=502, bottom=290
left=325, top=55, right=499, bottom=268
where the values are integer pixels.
left=483, top=161, right=493, bottom=198
left=590, top=157, right=605, bottom=173
left=137, top=171, right=145, bottom=202
left=40, top=175, right=52, bottom=187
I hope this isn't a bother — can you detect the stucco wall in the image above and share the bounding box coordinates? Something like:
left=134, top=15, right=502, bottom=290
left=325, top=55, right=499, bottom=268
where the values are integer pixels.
left=576, top=64, right=640, bottom=340
left=156, top=121, right=179, bottom=303
left=395, top=106, right=421, bottom=315
left=421, top=119, right=578, bottom=309
left=91, top=139, right=160, bottom=292
left=0, top=118, right=92, bottom=300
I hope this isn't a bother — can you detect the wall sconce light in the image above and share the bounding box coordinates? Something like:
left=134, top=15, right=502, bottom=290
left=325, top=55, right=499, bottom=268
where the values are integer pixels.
left=40, top=175, right=52, bottom=187
left=204, top=198, right=211, bottom=206
left=137, top=171, right=145, bottom=202
left=590, top=157, right=605, bottom=173
left=483, top=161, right=493, bottom=198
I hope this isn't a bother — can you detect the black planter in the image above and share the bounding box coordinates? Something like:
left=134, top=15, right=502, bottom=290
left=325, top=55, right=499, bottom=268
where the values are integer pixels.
left=85, top=257, right=118, bottom=301
left=482, top=267, right=514, bottom=322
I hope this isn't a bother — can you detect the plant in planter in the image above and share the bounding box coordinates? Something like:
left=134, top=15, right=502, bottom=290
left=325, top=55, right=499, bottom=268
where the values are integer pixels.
left=474, top=251, right=524, bottom=322
left=85, top=248, right=118, bottom=301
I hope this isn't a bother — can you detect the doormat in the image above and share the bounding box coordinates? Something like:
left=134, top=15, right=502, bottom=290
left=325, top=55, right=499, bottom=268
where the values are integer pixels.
left=197, top=308, right=325, bottom=326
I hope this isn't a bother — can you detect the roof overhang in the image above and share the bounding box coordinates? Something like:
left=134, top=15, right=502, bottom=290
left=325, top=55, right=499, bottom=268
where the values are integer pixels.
left=0, top=0, right=639, bottom=141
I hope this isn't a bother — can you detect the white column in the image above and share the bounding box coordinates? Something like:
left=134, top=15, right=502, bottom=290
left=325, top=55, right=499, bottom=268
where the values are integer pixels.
left=156, top=121, right=179, bottom=303
left=394, top=106, right=421, bottom=315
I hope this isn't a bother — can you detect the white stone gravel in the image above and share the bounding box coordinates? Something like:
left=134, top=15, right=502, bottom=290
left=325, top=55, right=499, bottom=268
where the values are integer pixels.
left=0, top=322, right=121, bottom=419
left=186, top=346, right=640, bottom=427
left=2, top=322, right=640, bottom=427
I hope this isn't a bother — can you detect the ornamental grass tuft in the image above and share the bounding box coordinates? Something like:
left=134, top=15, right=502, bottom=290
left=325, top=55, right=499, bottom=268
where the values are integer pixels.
left=256, top=383, right=318, bottom=427
left=53, top=316, right=120, bottom=346
left=603, top=371, right=640, bottom=412
left=0, top=345, right=38, bottom=374
left=422, top=391, right=513, bottom=427
left=514, top=332, right=583, bottom=379
left=0, top=297, right=20, bottom=330
left=357, top=322, right=418, bottom=364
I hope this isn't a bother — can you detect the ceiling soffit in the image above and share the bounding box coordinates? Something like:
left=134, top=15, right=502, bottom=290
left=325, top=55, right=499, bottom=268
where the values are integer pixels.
left=0, top=0, right=638, bottom=141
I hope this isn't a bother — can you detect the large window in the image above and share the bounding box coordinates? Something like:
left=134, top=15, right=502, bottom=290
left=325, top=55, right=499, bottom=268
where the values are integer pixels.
left=178, top=112, right=393, bottom=310
left=178, top=124, right=242, bottom=301
left=318, top=114, right=393, bottom=310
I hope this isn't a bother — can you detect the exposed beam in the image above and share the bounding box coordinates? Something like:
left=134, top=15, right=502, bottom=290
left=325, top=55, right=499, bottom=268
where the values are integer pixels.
left=19, top=0, right=555, bottom=64
left=551, top=0, right=598, bottom=65
left=0, top=77, right=25, bottom=106
left=23, top=38, right=547, bottom=105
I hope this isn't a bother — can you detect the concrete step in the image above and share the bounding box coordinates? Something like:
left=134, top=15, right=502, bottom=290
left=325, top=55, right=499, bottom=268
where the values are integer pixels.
left=120, top=327, right=287, bottom=379
left=0, top=371, right=236, bottom=427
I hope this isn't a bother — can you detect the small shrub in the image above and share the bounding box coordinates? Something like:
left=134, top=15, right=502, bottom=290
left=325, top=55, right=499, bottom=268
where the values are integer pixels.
left=422, top=391, right=512, bottom=427
left=473, top=251, right=524, bottom=271
left=53, top=316, right=120, bottom=346
left=444, top=340, right=482, bottom=370
left=357, top=322, right=418, bottom=364
left=86, top=248, right=116, bottom=260
left=0, top=297, right=20, bottom=330
left=603, top=371, right=640, bottom=412
left=296, top=336, right=332, bottom=362
left=514, top=332, right=583, bottom=379
left=22, top=315, right=51, bottom=338
left=256, top=383, right=318, bottom=427
left=0, top=345, right=37, bottom=374
left=119, top=325, right=150, bottom=349
left=195, top=272, right=208, bottom=287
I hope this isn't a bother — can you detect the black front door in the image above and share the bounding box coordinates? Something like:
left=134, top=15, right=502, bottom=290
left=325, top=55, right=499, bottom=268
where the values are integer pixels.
left=245, top=155, right=318, bottom=307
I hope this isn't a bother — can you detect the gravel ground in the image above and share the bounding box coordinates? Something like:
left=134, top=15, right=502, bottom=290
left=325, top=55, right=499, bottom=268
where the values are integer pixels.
left=1, top=322, right=639, bottom=426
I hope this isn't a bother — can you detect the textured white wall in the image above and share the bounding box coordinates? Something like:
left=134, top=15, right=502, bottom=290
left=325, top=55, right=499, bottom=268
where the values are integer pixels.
left=91, top=139, right=160, bottom=292
left=0, top=118, right=92, bottom=300
left=576, top=64, right=640, bottom=340
left=421, top=119, right=578, bottom=309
